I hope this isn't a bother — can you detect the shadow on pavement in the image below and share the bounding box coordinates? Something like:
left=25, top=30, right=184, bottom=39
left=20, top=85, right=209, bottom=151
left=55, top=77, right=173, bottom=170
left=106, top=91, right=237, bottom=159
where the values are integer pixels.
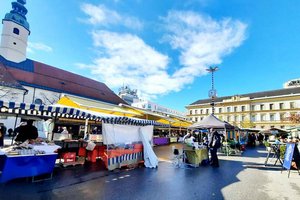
left=0, top=144, right=270, bottom=200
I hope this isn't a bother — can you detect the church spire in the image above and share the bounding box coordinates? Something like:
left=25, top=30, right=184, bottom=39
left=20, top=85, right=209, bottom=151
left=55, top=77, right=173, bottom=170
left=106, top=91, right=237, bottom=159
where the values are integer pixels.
left=0, top=0, right=30, bottom=63
left=3, top=0, right=30, bottom=32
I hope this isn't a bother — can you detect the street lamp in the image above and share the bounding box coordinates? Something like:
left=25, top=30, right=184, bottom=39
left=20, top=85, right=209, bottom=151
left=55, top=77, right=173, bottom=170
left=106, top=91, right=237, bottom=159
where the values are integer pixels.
left=206, top=66, right=219, bottom=115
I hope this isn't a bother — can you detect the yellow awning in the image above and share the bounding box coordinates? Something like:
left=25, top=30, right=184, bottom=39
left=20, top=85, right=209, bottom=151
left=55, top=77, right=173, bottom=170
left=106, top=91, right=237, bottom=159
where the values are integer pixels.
left=57, top=95, right=142, bottom=117
left=119, top=103, right=191, bottom=127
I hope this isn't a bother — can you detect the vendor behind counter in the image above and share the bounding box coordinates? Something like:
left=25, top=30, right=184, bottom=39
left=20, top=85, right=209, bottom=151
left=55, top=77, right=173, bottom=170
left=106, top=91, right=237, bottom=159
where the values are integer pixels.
left=14, top=120, right=38, bottom=143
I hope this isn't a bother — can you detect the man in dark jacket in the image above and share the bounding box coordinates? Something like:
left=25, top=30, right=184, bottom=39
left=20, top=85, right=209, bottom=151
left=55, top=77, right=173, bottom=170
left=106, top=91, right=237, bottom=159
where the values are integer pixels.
left=208, top=128, right=221, bottom=167
left=15, top=120, right=38, bottom=143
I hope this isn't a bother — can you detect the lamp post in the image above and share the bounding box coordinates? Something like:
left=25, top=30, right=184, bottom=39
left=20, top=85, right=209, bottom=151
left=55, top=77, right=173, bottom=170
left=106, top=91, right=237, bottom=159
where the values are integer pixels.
left=206, top=66, right=219, bottom=115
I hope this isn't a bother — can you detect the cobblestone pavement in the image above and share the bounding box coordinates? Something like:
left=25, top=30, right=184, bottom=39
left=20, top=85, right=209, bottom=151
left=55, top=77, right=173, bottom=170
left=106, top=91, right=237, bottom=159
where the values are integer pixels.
left=0, top=144, right=299, bottom=200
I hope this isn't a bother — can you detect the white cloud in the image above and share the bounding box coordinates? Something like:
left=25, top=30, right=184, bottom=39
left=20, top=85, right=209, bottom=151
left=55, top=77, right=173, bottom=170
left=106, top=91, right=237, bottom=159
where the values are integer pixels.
left=79, top=10, right=247, bottom=100
left=27, top=42, right=53, bottom=54
left=78, top=30, right=171, bottom=99
left=81, top=3, right=143, bottom=30
left=163, top=11, right=247, bottom=80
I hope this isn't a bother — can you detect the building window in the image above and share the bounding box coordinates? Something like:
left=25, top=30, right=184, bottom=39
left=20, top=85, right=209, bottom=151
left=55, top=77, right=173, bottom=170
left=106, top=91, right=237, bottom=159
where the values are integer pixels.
left=269, top=104, right=274, bottom=110
left=270, top=114, right=275, bottom=121
left=195, top=117, right=198, bottom=122
left=227, top=107, right=231, bottom=112
left=200, top=117, right=203, bottom=120
left=219, top=108, right=222, bottom=113
left=280, top=125, right=285, bottom=129
left=234, top=115, right=238, bottom=122
left=280, top=113, right=285, bottom=121
left=190, top=110, right=192, bottom=115
left=261, top=126, right=265, bottom=129
left=241, top=106, right=246, bottom=112
left=206, top=109, right=209, bottom=114
left=234, top=107, right=237, bottom=112
left=270, top=126, right=275, bottom=128
left=279, top=103, right=284, bottom=109
left=261, top=114, right=266, bottom=121
left=195, top=110, right=198, bottom=114
left=290, top=102, right=295, bottom=109
left=241, top=115, right=245, bottom=121
left=200, top=109, right=203, bottom=114
left=13, top=27, right=19, bottom=35
left=251, top=105, right=255, bottom=111
left=260, top=104, right=264, bottom=110
left=251, top=115, right=256, bottom=122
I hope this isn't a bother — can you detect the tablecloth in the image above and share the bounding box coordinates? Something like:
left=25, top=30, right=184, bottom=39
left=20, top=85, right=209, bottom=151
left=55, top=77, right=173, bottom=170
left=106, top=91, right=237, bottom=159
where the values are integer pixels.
left=184, top=148, right=208, bottom=165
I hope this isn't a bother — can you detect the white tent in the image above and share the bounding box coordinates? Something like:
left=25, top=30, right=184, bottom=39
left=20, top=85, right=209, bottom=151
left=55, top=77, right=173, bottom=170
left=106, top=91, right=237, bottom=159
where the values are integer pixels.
left=189, top=114, right=234, bottom=129
left=189, top=114, right=235, bottom=156
left=102, top=123, right=158, bottom=168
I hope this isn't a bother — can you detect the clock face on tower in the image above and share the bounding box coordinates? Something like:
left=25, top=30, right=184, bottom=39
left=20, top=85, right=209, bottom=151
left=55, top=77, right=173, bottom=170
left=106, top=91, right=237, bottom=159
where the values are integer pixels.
left=208, top=89, right=217, bottom=98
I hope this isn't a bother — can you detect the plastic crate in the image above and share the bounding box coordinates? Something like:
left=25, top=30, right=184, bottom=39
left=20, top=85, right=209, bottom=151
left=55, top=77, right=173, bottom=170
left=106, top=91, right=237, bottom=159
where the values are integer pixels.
left=61, top=152, right=76, bottom=163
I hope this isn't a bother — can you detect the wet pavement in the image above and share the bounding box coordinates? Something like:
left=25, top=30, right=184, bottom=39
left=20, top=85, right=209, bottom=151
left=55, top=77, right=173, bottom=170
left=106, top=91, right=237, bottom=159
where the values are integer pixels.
left=0, top=144, right=300, bottom=200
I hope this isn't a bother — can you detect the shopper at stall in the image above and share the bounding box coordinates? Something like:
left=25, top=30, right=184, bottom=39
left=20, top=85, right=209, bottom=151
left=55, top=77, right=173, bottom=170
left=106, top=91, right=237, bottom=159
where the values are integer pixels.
left=61, top=127, right=69, bottom=134
left=208, top=128, right=222, bottom=167
left=15, top=120, right=38, bottom=143
left=0, top=123, right=5, bottom=147
left=7, top=128, right=13, bottom=137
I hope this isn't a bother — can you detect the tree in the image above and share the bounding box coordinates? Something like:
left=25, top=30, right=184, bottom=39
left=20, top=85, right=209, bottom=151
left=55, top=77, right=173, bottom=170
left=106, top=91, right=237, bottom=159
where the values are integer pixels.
left=0, top=86, right=20, bottom=101
left=38, top=92, right=60, bottom=105
left=240, top=118, right=255, bottom=128
left=285, top=113, right=300, bottom=124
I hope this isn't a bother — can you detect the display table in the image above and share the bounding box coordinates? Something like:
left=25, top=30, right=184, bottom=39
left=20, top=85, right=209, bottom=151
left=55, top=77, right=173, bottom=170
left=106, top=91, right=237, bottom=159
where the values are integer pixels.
left=153, top=137, right=169, bottom=145
left=101, top=144, right=144, bottom=171
left=0, top=153, right=57, bottom=183
left=184, top=148, right=208, bottom=166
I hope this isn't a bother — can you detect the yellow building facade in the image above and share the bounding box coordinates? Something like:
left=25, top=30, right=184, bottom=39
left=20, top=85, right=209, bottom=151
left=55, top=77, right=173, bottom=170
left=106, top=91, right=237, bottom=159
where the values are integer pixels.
left=186, top=83, right=300, bottom=130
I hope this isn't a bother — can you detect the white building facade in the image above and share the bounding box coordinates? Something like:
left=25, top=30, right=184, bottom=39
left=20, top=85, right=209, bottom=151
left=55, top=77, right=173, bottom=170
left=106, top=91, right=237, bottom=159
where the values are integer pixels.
left=187, top=81, right=300, bottom=130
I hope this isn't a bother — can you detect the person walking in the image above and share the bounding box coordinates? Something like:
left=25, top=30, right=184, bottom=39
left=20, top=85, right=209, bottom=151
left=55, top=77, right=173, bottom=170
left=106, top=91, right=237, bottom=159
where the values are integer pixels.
left=208, top=128, right=222, bottom=167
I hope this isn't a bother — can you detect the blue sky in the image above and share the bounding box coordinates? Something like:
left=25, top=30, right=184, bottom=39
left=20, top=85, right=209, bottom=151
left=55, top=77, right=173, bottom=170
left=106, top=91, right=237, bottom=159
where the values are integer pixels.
left=1, top=0, right=300, bottom=112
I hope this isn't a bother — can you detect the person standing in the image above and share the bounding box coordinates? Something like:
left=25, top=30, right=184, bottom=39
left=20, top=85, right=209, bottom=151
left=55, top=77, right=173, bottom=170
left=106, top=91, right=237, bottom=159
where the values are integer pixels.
left=0, top=123, right=5, bottom=147
left=15, top=120, right=38, bottom=143
left=208, top=128, right=222, bottom=167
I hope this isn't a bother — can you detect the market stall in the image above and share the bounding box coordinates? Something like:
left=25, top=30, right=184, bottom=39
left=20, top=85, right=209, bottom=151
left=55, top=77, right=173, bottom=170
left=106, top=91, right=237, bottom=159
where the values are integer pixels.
left=189, top=114, right=236, bottom=156
left=0, top=143, right=61, bottom=183
left=101, top=123, right=158, bottom=170
left=183, top=144, right=208, bottom=167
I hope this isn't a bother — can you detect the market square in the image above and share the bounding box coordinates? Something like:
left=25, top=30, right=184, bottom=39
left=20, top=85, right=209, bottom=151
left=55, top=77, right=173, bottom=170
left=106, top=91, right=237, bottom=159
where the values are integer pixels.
left=1, top=1, right=300, bottom=200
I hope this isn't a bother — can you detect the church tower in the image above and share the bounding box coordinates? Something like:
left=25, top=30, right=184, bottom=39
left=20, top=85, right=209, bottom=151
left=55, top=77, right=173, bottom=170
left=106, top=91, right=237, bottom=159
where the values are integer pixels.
left=0, top=0, right=30, bottom=63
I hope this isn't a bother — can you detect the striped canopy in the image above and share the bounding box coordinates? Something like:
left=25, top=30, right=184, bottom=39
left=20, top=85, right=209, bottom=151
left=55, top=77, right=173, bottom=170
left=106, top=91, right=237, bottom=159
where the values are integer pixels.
left=0, top=100, right=160, bottom=126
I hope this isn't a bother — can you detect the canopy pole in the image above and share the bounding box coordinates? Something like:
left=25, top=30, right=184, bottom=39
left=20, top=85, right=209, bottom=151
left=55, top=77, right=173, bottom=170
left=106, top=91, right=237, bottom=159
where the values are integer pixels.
left=51, top=114, right=58, bottom=141
left=84, top=118, right=89, bottom=139
left=225, top=127, right=228, bottom=156
left=169, top=122, right=171, bottom=136
left=11, top=114, right=19, bottom=145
